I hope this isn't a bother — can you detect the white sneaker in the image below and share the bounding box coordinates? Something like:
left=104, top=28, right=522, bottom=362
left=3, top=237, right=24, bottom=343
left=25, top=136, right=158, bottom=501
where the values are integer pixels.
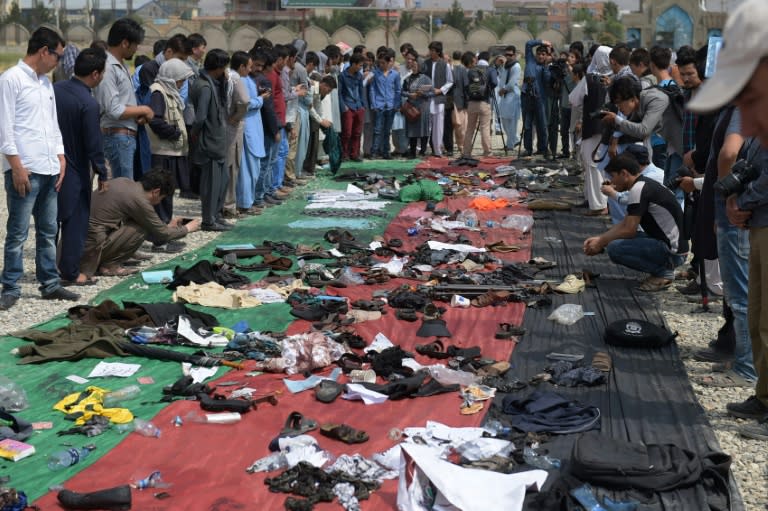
left=554, top=274, right=585, bottom=294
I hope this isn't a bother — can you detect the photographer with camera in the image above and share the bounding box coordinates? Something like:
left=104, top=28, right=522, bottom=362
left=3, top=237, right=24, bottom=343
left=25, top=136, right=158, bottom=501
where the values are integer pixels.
left=521, top=39, right=551, bottom=157
left=688, top=0, right=768, bottom=440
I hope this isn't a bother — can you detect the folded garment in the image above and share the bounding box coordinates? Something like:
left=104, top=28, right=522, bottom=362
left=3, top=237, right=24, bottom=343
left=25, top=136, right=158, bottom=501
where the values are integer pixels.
left=501, top=390, right=600, bottom=434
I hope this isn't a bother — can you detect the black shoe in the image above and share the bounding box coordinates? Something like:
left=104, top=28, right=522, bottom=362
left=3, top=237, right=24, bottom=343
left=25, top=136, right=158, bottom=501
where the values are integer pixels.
left=42, top=287, right=80, bottom=301
left=0, top=294, right=19, bottom=311
left=351, top=157, right=363, bottom=162
left=693, top=347, right=734, bottom=363
left=58, top=484, right=131, bottom=510
left=201, top=222, right=233, bottom=232
left=727, top=396, right=768, bottom=421
left=151, top=240, right=186, bottom=253
left=676, top=280, right=702, bottom=295
left=264, top=195, right=282, bottom=205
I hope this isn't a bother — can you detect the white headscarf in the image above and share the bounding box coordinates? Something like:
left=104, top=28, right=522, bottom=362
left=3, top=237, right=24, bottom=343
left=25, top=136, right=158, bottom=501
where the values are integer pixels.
left=587, top=46, right=613, bottom=76
left=155, top=58, right=193, bottom=108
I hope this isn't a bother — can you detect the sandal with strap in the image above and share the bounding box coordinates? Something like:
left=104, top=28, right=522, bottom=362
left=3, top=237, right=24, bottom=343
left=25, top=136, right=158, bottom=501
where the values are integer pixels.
left=415, top=339, right=451, bottom=359
left=637, top=277, right=672, bottom=292
left=279, top=411, right=318, bottom=437
left=319, top=423, right=369, bottom=444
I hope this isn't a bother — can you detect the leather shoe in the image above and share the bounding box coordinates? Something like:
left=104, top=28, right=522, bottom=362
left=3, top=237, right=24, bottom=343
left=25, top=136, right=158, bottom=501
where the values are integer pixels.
left=201, top=222, right=233, bottom=232
left=264, top=195, right=282, bottom=205
left=42, top=287, right=80, bottom=301
left=0, top=294, right=19, bottom=310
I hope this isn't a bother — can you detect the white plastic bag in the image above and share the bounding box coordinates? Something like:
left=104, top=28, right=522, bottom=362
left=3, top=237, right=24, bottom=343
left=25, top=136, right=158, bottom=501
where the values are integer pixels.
left=547, top=304, right=584, bottom=325
left=501, top=215, right=534, bottom=233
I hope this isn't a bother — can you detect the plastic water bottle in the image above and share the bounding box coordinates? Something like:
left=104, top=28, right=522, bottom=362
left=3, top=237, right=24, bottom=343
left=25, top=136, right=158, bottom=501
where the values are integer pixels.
left=132, top=471, right=172, bottom=490
left=523, top=446, right=561, bottom=469
left=484, top=419, right=511, bottom=436
left=102, top=385, right=141, bottom=408
left=48, top=447, right=92, bottom=471
left=117, top=418, right=161, bottom=438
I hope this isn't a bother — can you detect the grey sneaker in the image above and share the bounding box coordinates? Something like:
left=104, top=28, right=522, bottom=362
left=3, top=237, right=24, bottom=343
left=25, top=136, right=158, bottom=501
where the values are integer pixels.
left=738, top=421, right=768, bottom=441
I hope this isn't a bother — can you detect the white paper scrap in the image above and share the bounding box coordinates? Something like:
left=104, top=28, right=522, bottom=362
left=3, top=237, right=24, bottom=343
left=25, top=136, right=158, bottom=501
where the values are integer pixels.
left=88, top=361, right=141, bottom=378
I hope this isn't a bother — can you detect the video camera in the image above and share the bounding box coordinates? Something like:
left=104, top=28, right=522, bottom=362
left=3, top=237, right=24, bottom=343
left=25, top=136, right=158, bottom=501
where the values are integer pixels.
left=714, top=159, right=760, bottom=196
left=665, top=166, right=694, bottom=190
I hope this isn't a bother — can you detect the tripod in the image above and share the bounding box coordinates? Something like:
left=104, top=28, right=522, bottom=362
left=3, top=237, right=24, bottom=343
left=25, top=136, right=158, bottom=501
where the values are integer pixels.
left=471, top=93, right=507, bottom=156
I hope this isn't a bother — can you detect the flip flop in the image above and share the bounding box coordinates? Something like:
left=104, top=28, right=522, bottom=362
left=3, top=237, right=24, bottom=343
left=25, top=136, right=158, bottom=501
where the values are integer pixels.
left=319, top=423, right=368, bottom=444
left=279, top=411, right=318, bottom=437
left=693, top=369, right=753, bottom=388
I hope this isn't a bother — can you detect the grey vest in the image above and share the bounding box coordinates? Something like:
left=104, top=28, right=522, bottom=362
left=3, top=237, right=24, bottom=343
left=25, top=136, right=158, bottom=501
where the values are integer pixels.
left=423, top=59, right=447, bottom=105
left=147, top=83, right=187, bottom=157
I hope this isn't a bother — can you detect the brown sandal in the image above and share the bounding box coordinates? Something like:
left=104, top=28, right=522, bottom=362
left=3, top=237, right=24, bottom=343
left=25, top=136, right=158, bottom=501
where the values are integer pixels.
left=471, top=290, right=511, bottom=307
left=591, top=352, right=612, bottom=372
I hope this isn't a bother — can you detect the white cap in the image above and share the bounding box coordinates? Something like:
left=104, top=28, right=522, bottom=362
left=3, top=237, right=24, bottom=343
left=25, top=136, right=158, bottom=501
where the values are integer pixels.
left=687, top=0, right=768, bottom=112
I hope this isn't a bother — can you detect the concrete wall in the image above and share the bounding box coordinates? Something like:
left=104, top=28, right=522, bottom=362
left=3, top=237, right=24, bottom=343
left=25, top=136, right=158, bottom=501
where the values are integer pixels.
left=7, top=22, right=561, bottom=55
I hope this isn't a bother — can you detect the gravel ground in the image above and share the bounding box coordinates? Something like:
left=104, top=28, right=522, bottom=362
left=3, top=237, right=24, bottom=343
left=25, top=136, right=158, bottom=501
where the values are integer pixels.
left=0, top=176, right=766, bottom=509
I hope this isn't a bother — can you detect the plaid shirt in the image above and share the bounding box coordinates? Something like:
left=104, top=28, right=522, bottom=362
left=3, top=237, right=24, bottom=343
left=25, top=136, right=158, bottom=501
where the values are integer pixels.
left=683, top=89, right=697, bottom=153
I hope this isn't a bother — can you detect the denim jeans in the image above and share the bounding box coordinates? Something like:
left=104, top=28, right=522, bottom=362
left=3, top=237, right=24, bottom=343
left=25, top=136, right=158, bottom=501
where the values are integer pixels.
left=272, top=127, right=288, bottom=193
left=521, top=93, right=548, bottom=154
left=715, top=200, right=756, bottom=380
left=255, top=134, right=278, bottom=204
left=371, top=109, right=395, bottom=157
left=2, top=171, right=61, bottom=297
left=103, top=133, right=136, bottom=180
left=606, top=232, right=685, bottom=280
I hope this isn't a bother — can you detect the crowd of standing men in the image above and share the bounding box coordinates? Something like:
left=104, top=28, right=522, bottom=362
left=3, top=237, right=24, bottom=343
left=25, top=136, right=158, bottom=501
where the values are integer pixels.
left=2, top=7, right=768, bottom=443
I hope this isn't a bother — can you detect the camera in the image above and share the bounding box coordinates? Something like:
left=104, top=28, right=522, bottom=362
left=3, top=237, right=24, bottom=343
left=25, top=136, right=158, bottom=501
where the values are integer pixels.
left=549, top=58, right=568, bottom=81
left=589, top=110, right=609, bottom=120
left=714, top=159, right=760, bottom=196
left=665, top=166, right=694, bottom=190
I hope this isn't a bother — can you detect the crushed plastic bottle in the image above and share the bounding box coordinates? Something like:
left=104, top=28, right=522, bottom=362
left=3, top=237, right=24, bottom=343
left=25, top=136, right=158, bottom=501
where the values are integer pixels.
left=246, top=452, right=289, bottom=473
left=132, top=471, right=172, bottom=490
left=427, top=366, right=478, bottom=386
left=457, top=209, right=478, bottom=228
left=523, top=446, right=561, bottom=469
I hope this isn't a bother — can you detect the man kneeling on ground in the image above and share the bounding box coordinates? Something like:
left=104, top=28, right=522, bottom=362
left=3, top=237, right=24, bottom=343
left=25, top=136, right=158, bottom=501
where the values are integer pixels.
left=79, top=168, right=200, bottom=278
left=583, top=153, right=688, bottom=291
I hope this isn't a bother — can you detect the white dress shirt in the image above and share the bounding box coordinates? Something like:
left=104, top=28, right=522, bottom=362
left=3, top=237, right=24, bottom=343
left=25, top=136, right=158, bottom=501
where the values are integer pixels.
left=0, top=60, right=64, bottom=175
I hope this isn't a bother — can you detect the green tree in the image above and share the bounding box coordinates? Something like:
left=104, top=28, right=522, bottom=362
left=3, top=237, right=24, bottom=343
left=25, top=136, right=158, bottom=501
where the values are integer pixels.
left=3, top=2, right=23, bottom=25
left=311, top=10, right=382, bottom=35
left=25, top=1, right=55, bottom=28
left=479, top=12, right=516, bottom=38
left=524, top=13, right=541, bottom=38
left=397, top=11, right=414, bottom=34
left=603, top=1, right=619, bottom=21
left=442, top=0, right=470, bottom=36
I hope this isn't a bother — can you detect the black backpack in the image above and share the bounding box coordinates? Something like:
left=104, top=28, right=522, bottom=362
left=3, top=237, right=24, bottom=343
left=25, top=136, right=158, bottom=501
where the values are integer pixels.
left=466, top=68, right=488, bottom=101
left=570, top=432, right=715, bottom=492
left=655, top=81, right=686, bottom=122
